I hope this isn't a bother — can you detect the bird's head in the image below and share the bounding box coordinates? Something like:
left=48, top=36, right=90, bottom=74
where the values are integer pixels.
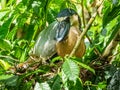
left=55, top=8, right=81, bottom=42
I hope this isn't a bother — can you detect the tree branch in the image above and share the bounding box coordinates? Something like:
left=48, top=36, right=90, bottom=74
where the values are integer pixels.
left=102, top=29, right=120, bottom=59
left=70, top=1, right=103, bottom=57
left=81, top=0, right=86, bottom=28
left=81, top=0, right=101, bottom=56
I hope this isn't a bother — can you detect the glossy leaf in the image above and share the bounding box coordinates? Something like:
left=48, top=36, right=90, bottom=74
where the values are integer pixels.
left=103, top=20, right=120, bottom=52
left=103, top=4, right=120, bottom=27
left=73, top=59, right=95, bottom=74
left=0, top=39, right=12, bottom=51
left=62, top=58, right=80, bottom=81
left=0, top=17, right=14, bottom=39
left=34, top=82, right=51, bottom=90
left=0, top=74, right=13, bottom=80
left=0, top=59, right=11, bottom=70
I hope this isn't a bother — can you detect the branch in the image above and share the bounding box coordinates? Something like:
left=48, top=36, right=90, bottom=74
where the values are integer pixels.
left=0, top=55, right=19, bottom=62
left=70, top=1, right=103, bottom=57
left=81, top=0, right=101, bottom=56
left=70, top=12, right=97, bottom=57
left=102, top=29, right=120, bottom=59
left=81, top=0, right=86, bottom=28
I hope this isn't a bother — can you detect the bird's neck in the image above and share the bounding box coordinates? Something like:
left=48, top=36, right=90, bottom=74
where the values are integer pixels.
left=70, top=15, right=80, bottom=29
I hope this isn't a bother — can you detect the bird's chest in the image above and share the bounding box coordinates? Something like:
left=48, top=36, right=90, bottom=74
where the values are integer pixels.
left=56, top=26, right=81, bottom=57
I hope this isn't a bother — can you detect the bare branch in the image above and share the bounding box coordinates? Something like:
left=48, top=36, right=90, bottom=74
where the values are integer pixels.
left=81, top=0, right=101, bottom=56
left=81, top=0, right=86, bottom=28
left=70, top=1, right=103, bottom=57
left=102, top=29, right=120, bottom=59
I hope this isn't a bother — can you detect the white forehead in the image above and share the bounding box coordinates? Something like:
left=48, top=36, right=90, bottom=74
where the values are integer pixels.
left=56, top=16, right=68, bottom=22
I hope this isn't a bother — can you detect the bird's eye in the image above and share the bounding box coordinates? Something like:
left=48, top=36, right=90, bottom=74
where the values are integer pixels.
left=65, top=17, right=70, bottom=21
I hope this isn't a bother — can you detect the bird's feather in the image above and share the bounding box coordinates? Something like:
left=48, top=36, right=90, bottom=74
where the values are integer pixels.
left=33, top=21, right=58, bottom=60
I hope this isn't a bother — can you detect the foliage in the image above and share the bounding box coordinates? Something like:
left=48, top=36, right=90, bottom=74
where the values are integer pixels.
left=0, top=0, right=120, bottom=90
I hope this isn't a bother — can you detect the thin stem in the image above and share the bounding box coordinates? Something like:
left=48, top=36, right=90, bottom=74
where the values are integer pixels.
left=70, top=1, right=103, bottom=57
left=81, top=0, right=101, bottom=56
left=81, top=0, right=86, bottom=28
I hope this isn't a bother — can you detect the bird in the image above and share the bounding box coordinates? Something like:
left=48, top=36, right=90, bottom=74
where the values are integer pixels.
left=55, top=8, right=86, bottom=58
left=33, top=8, right=85, bottom=59
left=9, top=8, right=86, bottom=73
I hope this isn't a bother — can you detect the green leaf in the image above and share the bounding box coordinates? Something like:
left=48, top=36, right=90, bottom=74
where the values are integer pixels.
left=104, top=65, right=117, bottom=80
left=34, top=82, right=51, bottom=90
left=0, top=75, right=18, bottom=87
left=5, top=75, right=18, bottom=86
left=22, top=81, right=33, bottom=90
left=0, top=17, right=14, bottom=39
left=103, top=5, right=120, bottom=27
left=62, top=58, right=80, bottom=81
left=0, top=59, right=11, bottom=70
left=64, top=78, right=83, bottom=90
left=98, top=81, right=106, bottom=90
left=50, top=75, right=61, bottom=90
left=51, top=56, right=63, bottom=63
left=0, top=39, right=12, bottom=51
left=0, top=74, right=13, bottom=80
left=103, top=20, right=120, bottom=52
left=6, top=26, right=17, bottom=40
left=73, top=78, right=83, bottom=90
left=0, top=10, right=9, bottom=20
left=73, top=60, right=95, bottom=74
left=67, top=78, right=83, bottom=90
left=107, top=69, right=120, bottom=90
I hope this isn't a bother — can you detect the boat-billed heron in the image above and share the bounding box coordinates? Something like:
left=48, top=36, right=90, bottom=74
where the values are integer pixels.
left=10, top=8, right=86, bottom=73
left=55, top=8, right=86, bottom=58
left=32, top=8, right=85, bottom=60
left=10, top=8, right=85, bottom=72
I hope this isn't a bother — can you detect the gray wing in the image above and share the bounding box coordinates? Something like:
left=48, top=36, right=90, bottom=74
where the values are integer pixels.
left=33, top=21, right=58, bottom=60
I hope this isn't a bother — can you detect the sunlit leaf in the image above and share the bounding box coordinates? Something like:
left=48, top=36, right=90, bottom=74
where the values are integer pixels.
left=51, top=56, right=63, bottom=63
left=34, top=82, right=51, bottom=90
left=0, top=39, right=12, bottom=51
left=98, top=81, right=106, bottom=90
left=0, top=59, right=11, bottom=70
left=0, top=10, right=9, bottom=20
left=6, top=26, right=17, bottom=40
left=73, top=59, right=95, bottom=74
left=103, top=4, right=120, bottom=27
left=0, top=17, right=14, bottom=39
left=0, top=74, right=13, bottom=80
left=62, top=58, right=80, bottom=81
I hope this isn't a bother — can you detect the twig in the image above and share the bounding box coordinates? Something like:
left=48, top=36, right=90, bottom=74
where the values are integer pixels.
left=86, top=34, right=101, bottom=56
left=102, top=29, right=120, bottom=58
left=81, top=0, right=101, bottom=56
left=81, top=0, right=86, bottom=28
left=0, top=55, right=19, bottom=62
left=70, top=12, right=97, bottom=56
left=70, top=1, right=103, bottom=57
